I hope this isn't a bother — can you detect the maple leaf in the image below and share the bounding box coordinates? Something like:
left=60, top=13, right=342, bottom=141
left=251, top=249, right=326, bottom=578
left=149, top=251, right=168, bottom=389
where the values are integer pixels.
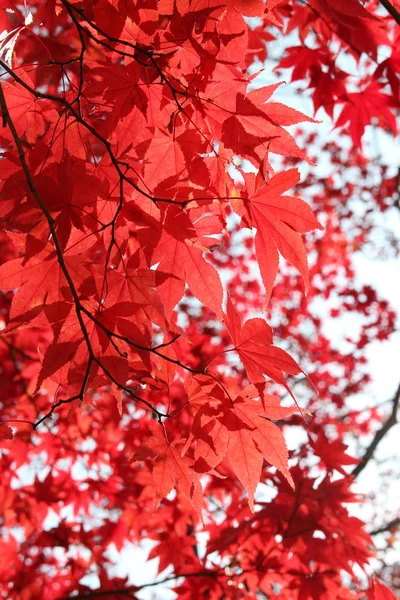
left=132, top=421, right=203, bottom=518
left=232, top=0, right=266, bottom=17
left=310, top=431, right=358, bottom=476
left=0, top=7, right=34, bottom=67
left=89, top=61, right=149, bottom=125
left=0, top=424, right=13, bottom=440
left=152, top=206, right=223, bottom=319
left=368, top=578, right=397, bottom=600
left=143, top=128, right=186, bottom=190
left=221, top=82, right=315, bottom=164
left=224, top=297, right=304, bottom=391
left=336, top=83, right=398, bottom=146
left=187, top=378, right=296, bottom=510
left=236, top=168, right=323, bottom=302
left=374, top=31, right=400, bottom=100
left=34, top=341, right=81, bottom=394
left=307, top=0, right=379, bottom=23
left=278, top=46, right=332, bottom=82
left=148, top=531, right=201, bottom=576
left=94, top=251, right=167, bottom=331
left=2, top=74, right=56, bottom=143
left=0, top=248, right=88, bottom=323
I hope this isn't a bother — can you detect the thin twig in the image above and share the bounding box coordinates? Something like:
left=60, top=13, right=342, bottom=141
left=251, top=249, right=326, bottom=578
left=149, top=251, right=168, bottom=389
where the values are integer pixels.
left=0, top=83, right=165, bottom=426
left=63, top=569, right=222, bottom=599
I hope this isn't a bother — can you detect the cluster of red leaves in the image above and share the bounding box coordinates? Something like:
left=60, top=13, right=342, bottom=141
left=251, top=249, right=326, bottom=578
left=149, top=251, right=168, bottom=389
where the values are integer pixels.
left=0, top=0, right=399, bottom=598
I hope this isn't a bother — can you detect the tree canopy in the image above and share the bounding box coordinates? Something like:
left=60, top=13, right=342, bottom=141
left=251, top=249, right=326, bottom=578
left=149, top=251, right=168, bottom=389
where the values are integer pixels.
left=0, top=0, right=399, bottom=598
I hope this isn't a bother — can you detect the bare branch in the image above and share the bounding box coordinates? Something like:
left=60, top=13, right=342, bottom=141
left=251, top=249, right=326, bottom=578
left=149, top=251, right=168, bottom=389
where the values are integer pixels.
left=379, top=0, right=400, bottom=25
left=370, top=516, right=400, bottom=536
left=352, top=381, right=400, bottom=477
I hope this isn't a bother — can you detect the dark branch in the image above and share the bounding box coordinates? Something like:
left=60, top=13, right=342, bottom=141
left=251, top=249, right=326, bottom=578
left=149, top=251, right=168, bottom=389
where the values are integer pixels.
left=379, top=0, right=400, bottom=25
left=370, top=516, right=400, bottom=536
left=0, top=70, right=228, bottom=426
left=0, top=82, right=165, bottom=426
left=0, top=59, right=182, bottom=206
left=0, top=60, right=239, bottom=208
left=352, top=381, right=400, bottom=477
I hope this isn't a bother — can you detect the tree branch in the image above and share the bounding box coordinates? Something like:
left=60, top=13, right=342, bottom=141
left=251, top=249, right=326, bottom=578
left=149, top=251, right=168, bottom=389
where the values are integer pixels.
left=0, top=82, right=166, bottom=426
left=352, top=381, right=400, bottom=477
left=379, top=0, right=400, bottom=25
left=370, top=516, right=400, bottom=536
left=0, top=68, right=231, bottom=427
left=63, top=569, right=222, bottom=599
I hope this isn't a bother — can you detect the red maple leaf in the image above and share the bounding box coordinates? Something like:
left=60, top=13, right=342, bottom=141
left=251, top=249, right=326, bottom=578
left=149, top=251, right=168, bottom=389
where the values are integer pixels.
left=310, top=431, right=358, bottom=476
left=0, top=424, right=13, bottom=440
left=132, top=421, right=203, bottom=518
left=368, top=578, right=397, bottom=600
left=0, top=248, right=88, bottom=323
left=186, top=377, right=296, bottom=510
left=152, top=206, right=224, bottom=319
left=236, top=168, right=323, bottom=302
left=336, top=83, right=398, bottom=146
left=224, top=296, right=304, bottom=390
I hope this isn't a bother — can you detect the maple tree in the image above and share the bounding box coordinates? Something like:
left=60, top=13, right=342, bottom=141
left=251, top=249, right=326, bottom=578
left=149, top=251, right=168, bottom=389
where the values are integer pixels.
left=0, top=0, right=399, bottom=598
